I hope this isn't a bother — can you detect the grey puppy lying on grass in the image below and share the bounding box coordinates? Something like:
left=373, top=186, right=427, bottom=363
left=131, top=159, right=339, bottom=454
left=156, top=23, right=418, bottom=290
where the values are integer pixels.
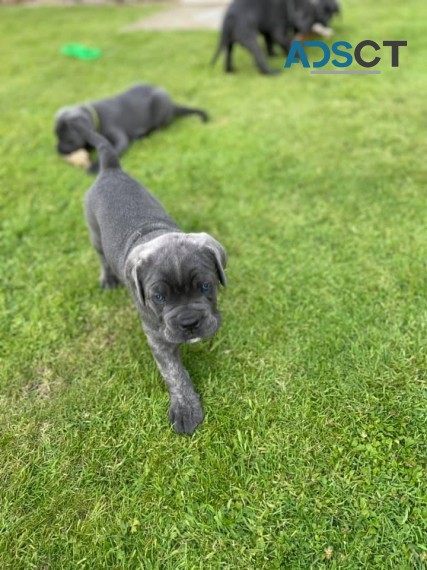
left=55, top=83, right=208, bottom=174
left=81, top=127, right=227, bottom=435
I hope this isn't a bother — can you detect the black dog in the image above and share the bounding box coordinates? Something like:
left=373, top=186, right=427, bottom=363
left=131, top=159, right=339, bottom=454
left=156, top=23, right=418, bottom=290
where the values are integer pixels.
left=212, top=0, right=293, bottom=75
left=212, top=0, right=340, bottom=74
left=55, top=83, right=208, bottom=173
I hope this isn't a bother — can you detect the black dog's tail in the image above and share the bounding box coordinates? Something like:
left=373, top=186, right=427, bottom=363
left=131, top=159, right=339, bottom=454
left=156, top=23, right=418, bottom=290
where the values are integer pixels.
left=211, top=37, right=224, bottom=67
left=77, top=125, right=120, bottom=171
left=211, top=12, right=234, bottom=67
left=173, top=105, right=209, bottom=123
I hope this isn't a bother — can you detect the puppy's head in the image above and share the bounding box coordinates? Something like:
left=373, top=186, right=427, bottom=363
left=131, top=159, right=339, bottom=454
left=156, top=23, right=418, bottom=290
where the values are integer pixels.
left=310, top=0, right=340, bottom=25
left=54, top=107, right=92, bottom=155
left=126, top=232, right=227, bottom=345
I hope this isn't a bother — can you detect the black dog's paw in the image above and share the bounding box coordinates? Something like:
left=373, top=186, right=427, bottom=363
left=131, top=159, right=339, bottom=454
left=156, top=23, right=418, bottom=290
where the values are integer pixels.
left=266, top=69, right=281, bottom=75
left=169, top=397, right=204, bottom=435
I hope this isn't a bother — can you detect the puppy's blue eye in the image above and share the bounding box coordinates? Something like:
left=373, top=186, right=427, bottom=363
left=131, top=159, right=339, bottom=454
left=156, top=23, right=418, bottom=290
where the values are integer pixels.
left=200, top=282, right=211, bottom=294
left=153, top=294, right=165, bottom=305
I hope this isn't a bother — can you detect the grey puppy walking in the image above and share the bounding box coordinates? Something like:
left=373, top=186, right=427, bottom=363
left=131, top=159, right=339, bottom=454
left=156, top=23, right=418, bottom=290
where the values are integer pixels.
left=82, top=128, right=227, bottom=435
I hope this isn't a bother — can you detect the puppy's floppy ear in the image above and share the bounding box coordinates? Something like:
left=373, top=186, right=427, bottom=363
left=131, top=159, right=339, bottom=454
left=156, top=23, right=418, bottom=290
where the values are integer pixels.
left=54, top=118, right=63, bottom=135
left=54, top=106, right=90, bottom=137
left=125, top=238, right=168, bottom=308
left=54, top=111, right=67, bottom=136
left=130, top=262, right=146, bottom=308
left=54, top=108, right=75, bottom=131
left=188, top=232, right=227, bottom=287
left=125, top=245, right=149, bottom=309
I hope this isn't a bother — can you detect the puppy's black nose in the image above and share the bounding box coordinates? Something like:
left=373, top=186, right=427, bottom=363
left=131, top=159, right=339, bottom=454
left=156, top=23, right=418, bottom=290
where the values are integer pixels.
left=179, top=314, right=201, bottom=330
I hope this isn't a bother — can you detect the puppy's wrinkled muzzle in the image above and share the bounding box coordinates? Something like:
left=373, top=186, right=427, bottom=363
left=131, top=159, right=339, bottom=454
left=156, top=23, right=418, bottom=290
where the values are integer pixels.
left=163, top=305, right=221, bottom=345
left=177, top=310, right=202, bottom=332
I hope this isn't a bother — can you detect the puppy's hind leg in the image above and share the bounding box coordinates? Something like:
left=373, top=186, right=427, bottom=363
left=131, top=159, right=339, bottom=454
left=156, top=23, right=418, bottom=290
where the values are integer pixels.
left=273, top=30, right=292, bottom=55
left=98, top=253, right=120, bottom=290
left=225, top=42, right=235, bottom=72
left=239, top=34, right=279, bottom=75
left=173, top=105, right=209, bottom=123
left=263, top=33, right=278, bottom=57
left=85, top=207, right=120, bottom=289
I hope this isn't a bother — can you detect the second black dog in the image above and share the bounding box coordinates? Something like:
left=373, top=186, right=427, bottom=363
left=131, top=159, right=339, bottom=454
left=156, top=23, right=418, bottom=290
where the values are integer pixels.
left=289, top=0, right=340, bottom=36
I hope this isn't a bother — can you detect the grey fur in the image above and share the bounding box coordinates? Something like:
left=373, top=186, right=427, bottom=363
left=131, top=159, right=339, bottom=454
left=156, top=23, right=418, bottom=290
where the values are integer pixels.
left=54, top=83, right=208, bottom=174
left=82, top=128, right=226, bottom=435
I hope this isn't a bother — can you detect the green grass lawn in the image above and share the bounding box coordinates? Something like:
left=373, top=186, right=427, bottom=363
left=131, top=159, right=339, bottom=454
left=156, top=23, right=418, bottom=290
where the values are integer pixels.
left=0, top=1, right=426, bottom=568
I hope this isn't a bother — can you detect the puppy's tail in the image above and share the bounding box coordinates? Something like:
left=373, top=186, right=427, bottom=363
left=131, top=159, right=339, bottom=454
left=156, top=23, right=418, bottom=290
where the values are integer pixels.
left=77, top=125, right=120, bottom=171
left=211, top=12, right=234, bottom=66
left=211, top=38, right=224, bottom=67
left=173, top=105, right=209, bottom=123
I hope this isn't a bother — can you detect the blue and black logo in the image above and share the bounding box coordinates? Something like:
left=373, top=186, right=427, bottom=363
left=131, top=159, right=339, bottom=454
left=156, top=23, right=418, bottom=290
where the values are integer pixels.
left=284, top=40, right=408, bottom=74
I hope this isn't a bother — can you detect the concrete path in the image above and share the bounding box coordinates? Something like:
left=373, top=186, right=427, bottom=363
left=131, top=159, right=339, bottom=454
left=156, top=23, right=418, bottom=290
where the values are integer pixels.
left=123, top=0, right=228, bottom=32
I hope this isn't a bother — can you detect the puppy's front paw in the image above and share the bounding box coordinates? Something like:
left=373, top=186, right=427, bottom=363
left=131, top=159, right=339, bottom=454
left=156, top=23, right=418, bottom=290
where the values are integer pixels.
left=169, top=396, right=204, bottom=435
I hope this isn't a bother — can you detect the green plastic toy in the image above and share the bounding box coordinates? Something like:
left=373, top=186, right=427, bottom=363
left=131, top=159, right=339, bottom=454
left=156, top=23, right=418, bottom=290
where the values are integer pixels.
left=61, top=44, right=102, bottom=61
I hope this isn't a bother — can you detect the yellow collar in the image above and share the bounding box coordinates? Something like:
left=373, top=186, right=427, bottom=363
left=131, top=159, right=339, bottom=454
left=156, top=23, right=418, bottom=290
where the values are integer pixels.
left=85, top=104, right=100, bottom=132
